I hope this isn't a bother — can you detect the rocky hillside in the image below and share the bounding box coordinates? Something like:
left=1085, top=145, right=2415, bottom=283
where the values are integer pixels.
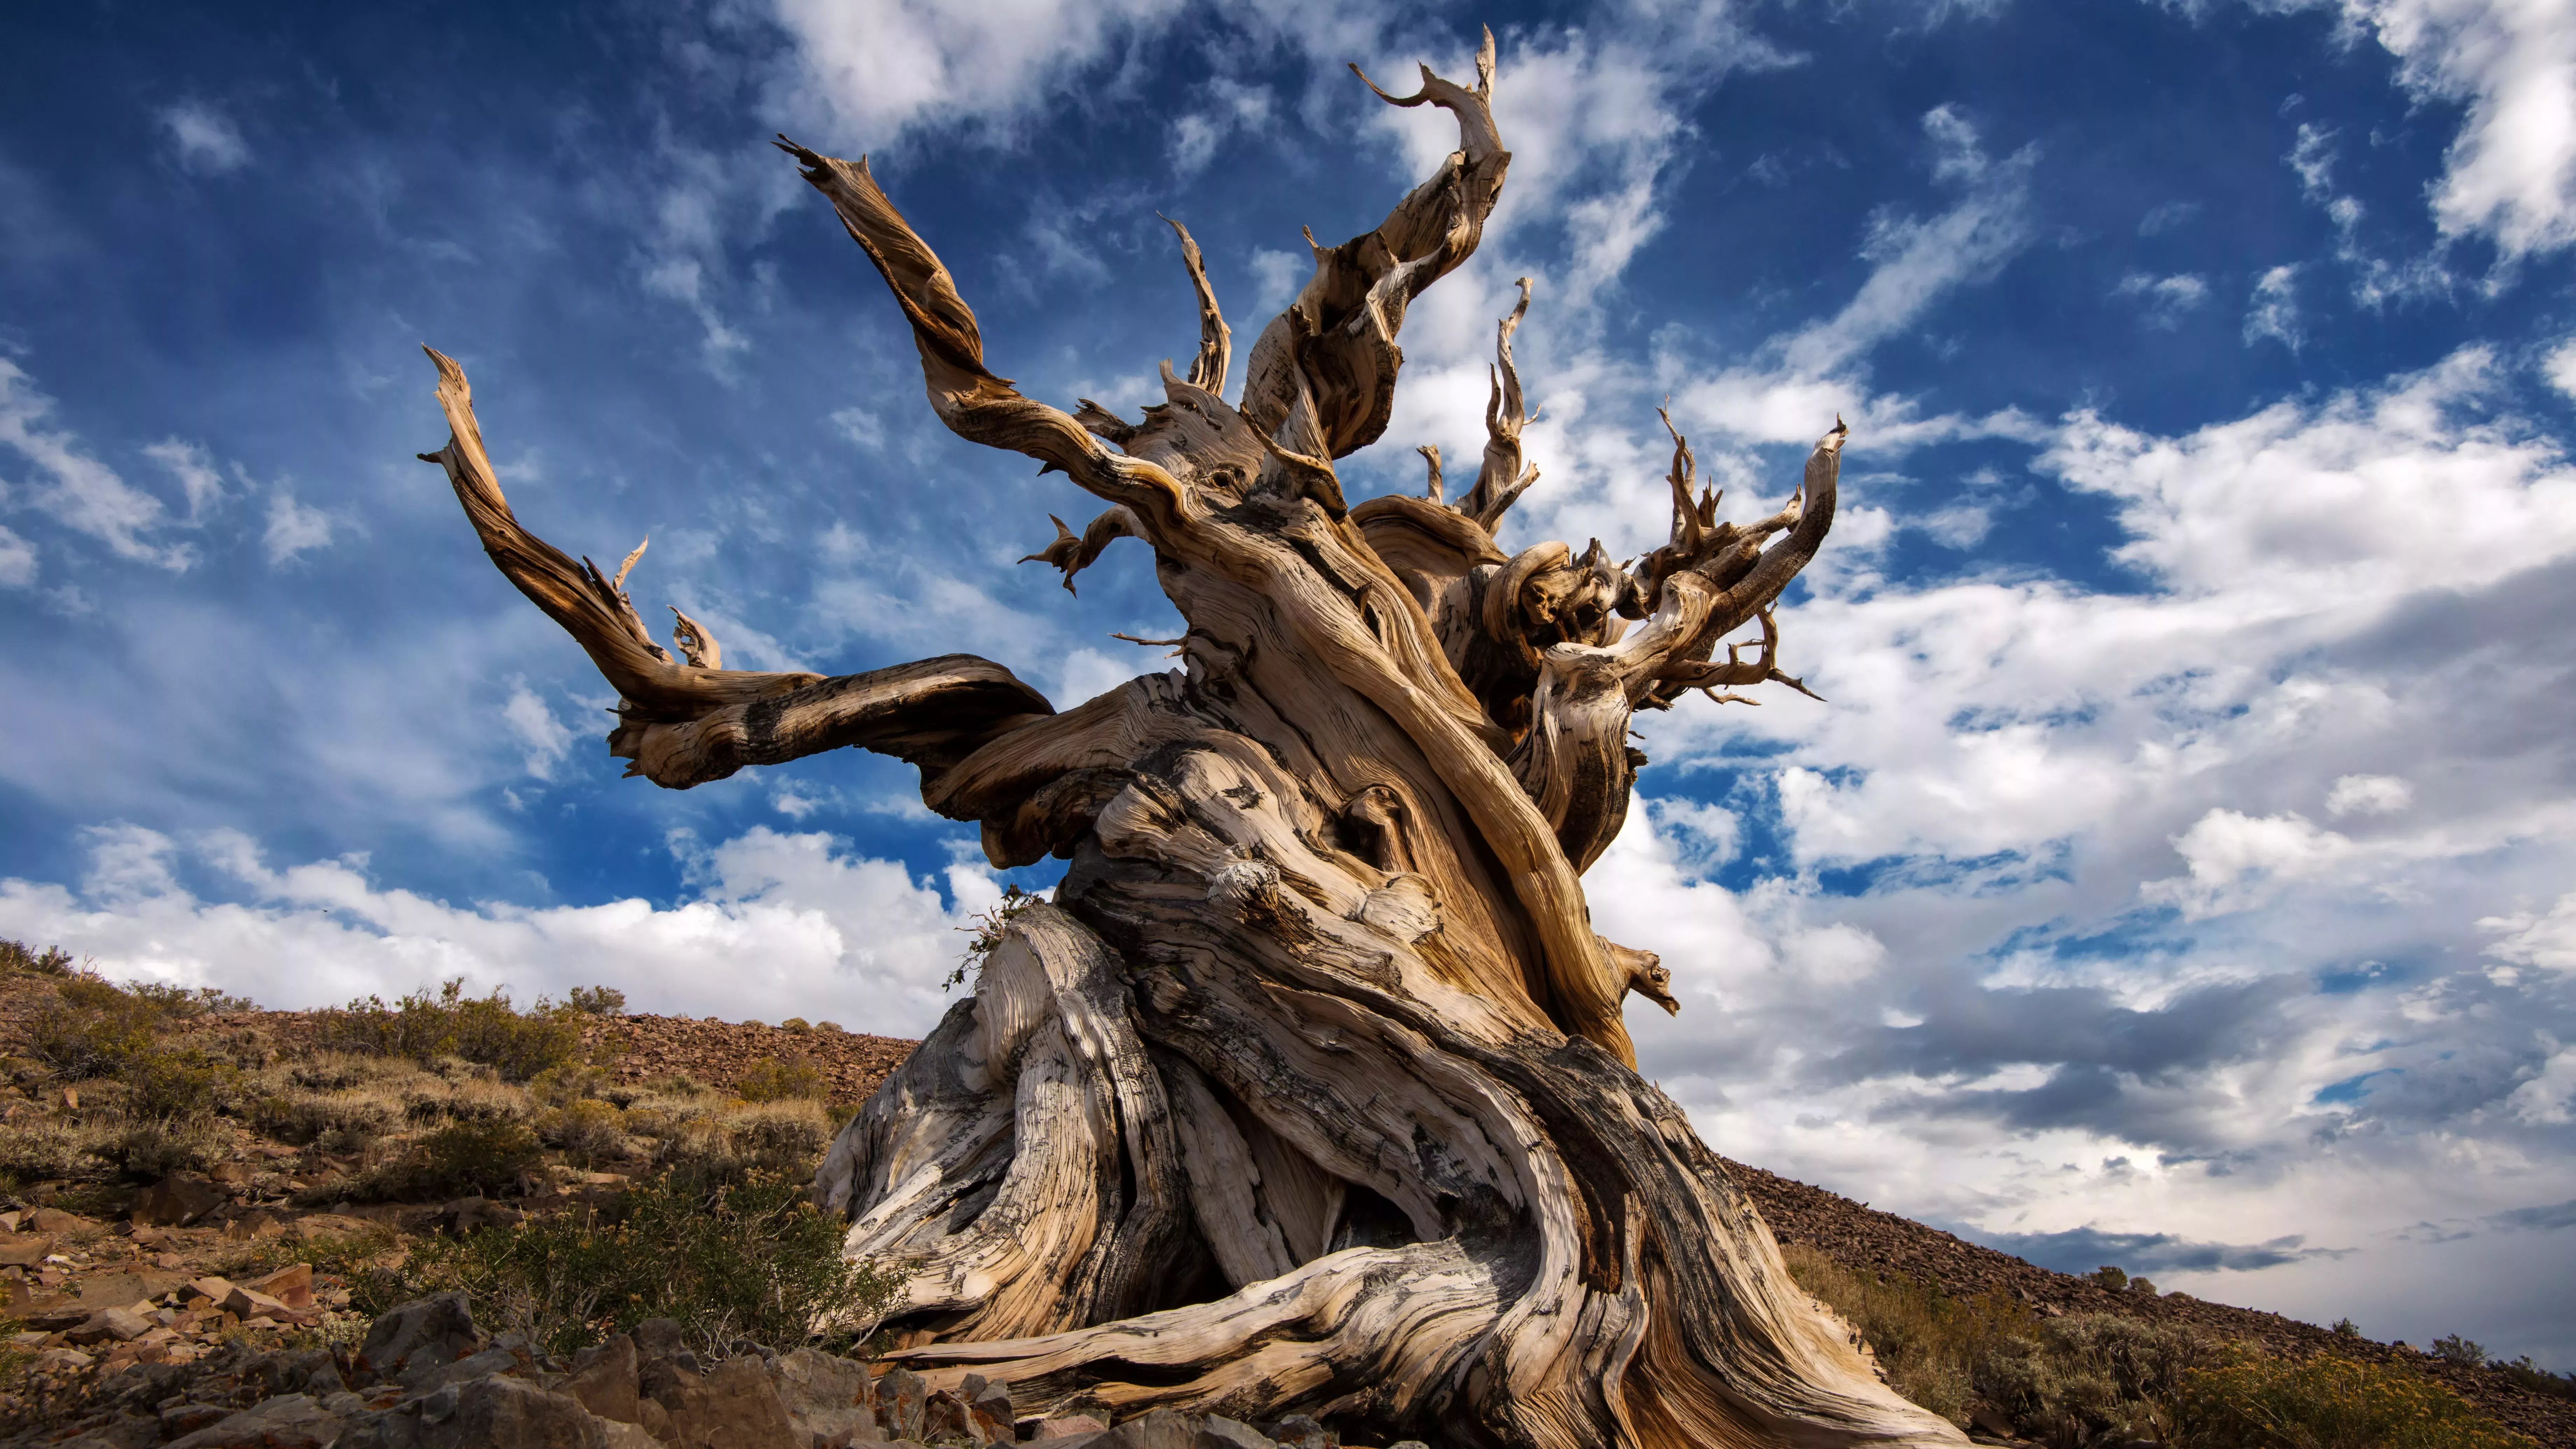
left=4, top=954, right=2569, bottom=1447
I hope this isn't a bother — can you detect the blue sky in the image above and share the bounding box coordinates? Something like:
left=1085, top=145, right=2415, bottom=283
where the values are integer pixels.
left=6, top=0, right=2576, bottom=1368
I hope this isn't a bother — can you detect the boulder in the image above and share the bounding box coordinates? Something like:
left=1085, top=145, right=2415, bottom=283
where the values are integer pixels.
left=165, top=1393, right=346, bottom=1449
left=1202, top=1421, right=1282, bottom=1449
left=769, top=1347, right=877, bottom=1443
left=355, top=1293, right=481, bottom=1386
left=159, top=1404, right=234, bottom=1439
left=132, top=1175, right=228, bottom=1229
left=1031, top=1417, right=1111, bottom=1441
left=1264, top=1416, right=1333, bottom=1449
left=0, top=1234, right=48, bottom=1266
left=923, top=1388, right=985, bottom=1444
left=343, top=1373, right=608, bottom=1449
left=651, top=1354, right=802, bottom=1449
left=30, top=1206, right=95, bottom=1233
left=568, top=1334, right=642, bottom=1424
left=876, top=1365, right=928, bottom=1441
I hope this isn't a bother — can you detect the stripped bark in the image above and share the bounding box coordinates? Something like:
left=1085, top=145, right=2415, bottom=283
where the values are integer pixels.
left=425, top=27, right=1962, bottom=1448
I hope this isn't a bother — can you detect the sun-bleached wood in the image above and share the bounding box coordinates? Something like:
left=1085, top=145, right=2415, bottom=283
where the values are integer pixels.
left=424, top=27, right=1961, bottom=1447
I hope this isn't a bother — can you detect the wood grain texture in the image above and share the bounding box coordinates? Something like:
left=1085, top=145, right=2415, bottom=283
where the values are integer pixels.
left=428, top=27, right=1962, bottom=1447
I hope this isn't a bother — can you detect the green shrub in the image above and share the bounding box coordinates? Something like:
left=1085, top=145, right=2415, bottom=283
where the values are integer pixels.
left=2495, top=1356, right=2576, bottom=1402
left=2091, top=1265, right=2129, bottom=1292
left=2334, top=1317, right=2364, bottom=1338
left=2432, top=1334, right=2489, bottom=1367
left=361, top=1170, right=897, bottom=1359
left=735, top=1057, right=826, bottom=1104
left=2178, top=1350, right=2537, bottom=1448
left=565, top=986, right=626, bottom=1017
left=122, top=1046, right=240, bottom=1120
left=0, top=939, right=74, bottom=976
left=321, top=980, right=582, bottom=1082
left=341, top=1118, right=541, bottom=1202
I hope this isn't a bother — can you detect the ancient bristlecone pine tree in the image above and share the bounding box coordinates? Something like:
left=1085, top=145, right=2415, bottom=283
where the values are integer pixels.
left=421, top=32, right=1963, bottom=1449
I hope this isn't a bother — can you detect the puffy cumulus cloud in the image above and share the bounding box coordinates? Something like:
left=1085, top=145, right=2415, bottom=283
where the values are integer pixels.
left=0, top=823, right=995, bottom=1032
left=1589, top=329, right=2576, bottom=1354
left=2334, top=0, right=2576, bottom=257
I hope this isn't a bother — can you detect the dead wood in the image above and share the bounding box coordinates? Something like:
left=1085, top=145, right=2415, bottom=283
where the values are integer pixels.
left=424, top=27, right=1961, bottom=1447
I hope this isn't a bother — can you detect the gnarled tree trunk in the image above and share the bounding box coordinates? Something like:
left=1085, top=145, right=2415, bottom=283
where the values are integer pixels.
left=421, top=30, right=1962, bottom=1447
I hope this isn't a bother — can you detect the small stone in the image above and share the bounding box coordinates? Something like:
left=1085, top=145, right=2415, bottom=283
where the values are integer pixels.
left=877, top=1365, right=928, bottom=1441
left=1031, top=1416, right=1111, bottom=1441
left=30, top=1206, right=93, bottom=1233
left=159, top=1403, right=233, bottom=1438
left=246, top=1262, right=315, bottom=1310
left=186, top=1275, right=239, bottom=1304
left=1265, top=1414, right=1333, bottom=1449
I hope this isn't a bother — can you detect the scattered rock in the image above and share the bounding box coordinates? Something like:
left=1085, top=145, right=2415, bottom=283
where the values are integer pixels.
left=245, top=1261, right=315, bottom=1309
left=166, top=1393, right=345, bottom=1449
left=354, top=1293, right=481, bottom=1386
left=649, top=1354, right=802, bottom=1449
left=65, top=1305, right=154, bottom=1345
left=769, top=1345, right=876, bottom=1444
left=131, top=1175, right=228, bottom=1229
left=433, top=1196, right=524, bottom=1234
left=568, top=1333, right=643, bottom=1424
left=1030, top=1416, right=1111, bottom=1441
left=159, top=1403, right=236, bottom=1438
left=30, top=1206, right=95, bottom=1233
left=877, top=1364, right=928, bottom=1441
left=343, top=1373, right=606, bottom=1449
left=1264, top=1414, right=1334, bottom=1449
left=0, top=1234, right=50, bottom=1266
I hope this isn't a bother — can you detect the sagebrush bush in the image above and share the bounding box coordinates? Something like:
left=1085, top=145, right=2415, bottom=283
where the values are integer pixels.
left=1984, top=1313, right=2220, bottom=1445
left=362, top=1169, right=898, bottom=1358
left=252, top=1090, right=400, bottom=1150
left=321, top=979, right=582, bottom=1081
left=527, top=1063, right=611, bottom=1108
left=1780, top=1242, right=2033, bottom=1422
left=0, top=1115, right=100, bottom=1180
left=94, top=1112, right=226, bottom=1181
left=536, top=1100, right=627, bottom=1166
left=2178, top=1350, right=2538, bottom=1448
left=735, top=1056, right=826, bottom=1104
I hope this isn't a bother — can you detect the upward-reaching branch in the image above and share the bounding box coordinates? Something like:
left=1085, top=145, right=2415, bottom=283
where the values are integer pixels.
left=1161, top=216, right=1230, bottom=397
left=1463, top=276, right=1539, bottom=529
left=415, top=346, right=819, bottom=722
left=1237, top=28, right=1510, bottom=461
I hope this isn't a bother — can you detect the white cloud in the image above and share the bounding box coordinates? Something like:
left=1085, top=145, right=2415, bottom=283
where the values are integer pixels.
left=2483, top=893, right=2576, bottom=972
left=830, top=405, right=884, bottom=449
left=2546, top=336, right=2576, bottom=397
left=2115, top=272, right=2211, bottom=329
left=2326, top=772, right=2413, bottom=815
left=2143, top=809, right=2356, bottom=918
left=2244, top=265, right=2303, bottom=350
left=501, top=683, right=576, bottom=780
left=0, top=358, right=191, bottom=569
left=1169, top=79, right=1273, bottom=176
left=769, top=0, right=1187, bottom=150
left=2334, top=0, right=2576, bottom=257
left=262, top=487, right=337, bottom=564
left=0, top=823, right=994, bottom=1032
left=2506, top=1037, right=2576, bottom=1122
left=1673, top=105, right=2041, bottom=449
left=0, top=525, right=33, bottom=588
left=143, top=439, right=225, bottom=520
left=158, top=102, right=249, bottom=175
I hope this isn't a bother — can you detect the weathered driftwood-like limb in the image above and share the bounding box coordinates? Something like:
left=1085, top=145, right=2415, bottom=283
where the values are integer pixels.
left=433, top=28, right=1952, bottom=1448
